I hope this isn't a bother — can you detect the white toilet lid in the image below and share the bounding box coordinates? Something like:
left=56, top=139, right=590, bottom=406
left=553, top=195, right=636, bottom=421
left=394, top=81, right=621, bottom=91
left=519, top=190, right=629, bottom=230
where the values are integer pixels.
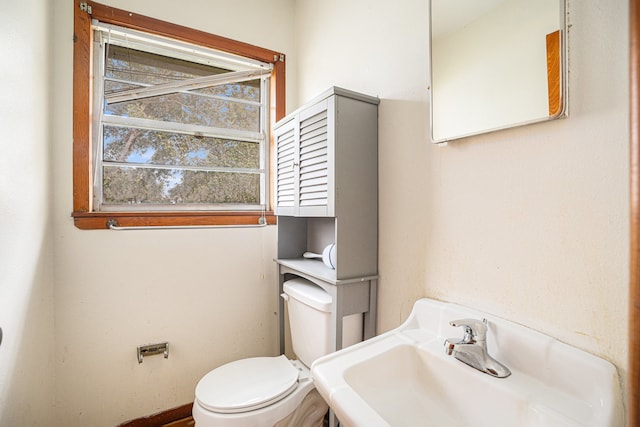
left=195, top=355, right=299, bottom=414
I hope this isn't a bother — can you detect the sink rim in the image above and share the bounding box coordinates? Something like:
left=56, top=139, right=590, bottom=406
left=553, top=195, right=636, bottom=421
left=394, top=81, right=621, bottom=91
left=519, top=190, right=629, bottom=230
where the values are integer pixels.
left=310, top=298, right=623, bottom=427
left=340, top=342, right=597, bottom=427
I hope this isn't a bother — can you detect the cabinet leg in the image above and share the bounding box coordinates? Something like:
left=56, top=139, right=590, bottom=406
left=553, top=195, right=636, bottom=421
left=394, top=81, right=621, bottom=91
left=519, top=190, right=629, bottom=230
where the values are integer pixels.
left=363, top=279, right=377, bottom=340
left=328, top=408, right=339, bottom=427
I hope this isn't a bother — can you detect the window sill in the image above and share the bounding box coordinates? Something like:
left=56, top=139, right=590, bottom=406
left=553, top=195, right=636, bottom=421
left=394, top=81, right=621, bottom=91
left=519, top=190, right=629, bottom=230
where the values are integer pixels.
left=71, top=211, right=276, bottom=230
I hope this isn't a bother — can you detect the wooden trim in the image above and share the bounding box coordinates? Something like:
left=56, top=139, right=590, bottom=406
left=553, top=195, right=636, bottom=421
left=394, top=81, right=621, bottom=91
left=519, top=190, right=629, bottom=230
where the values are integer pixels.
left=630, top=0, right=640, bottom=425
left=272, top=59, right=287, bottom=121
left=73, top=0, right=92, bottom=213
left=546, top=30, right=562, bottom=117
left=72, top=1, right=285, bottom=229
left=72, top=211, right=276, bottom=229
left=86, top=1, right=281, bottom=64
left=117, top=402, right=192, bottom=427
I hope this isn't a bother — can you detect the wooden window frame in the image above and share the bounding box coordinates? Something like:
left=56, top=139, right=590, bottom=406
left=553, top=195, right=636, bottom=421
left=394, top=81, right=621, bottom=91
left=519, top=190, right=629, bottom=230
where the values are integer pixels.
left=72, top=0, right=285, bottom=229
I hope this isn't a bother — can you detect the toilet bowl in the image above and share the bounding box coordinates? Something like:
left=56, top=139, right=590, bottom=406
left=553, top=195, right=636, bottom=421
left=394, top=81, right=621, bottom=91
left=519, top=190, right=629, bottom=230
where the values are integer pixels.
left=193, top=278, right=363, bottom=427
left=193, top=357, right=326, bottom=427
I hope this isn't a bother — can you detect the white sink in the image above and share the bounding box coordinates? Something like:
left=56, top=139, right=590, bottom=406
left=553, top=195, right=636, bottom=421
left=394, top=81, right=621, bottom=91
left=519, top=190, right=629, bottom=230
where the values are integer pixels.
left=311, top=298, right=623, bottom=427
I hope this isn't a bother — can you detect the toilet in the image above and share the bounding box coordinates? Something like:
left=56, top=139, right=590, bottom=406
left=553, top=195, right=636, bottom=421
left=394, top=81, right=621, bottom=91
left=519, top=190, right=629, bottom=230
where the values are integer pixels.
left=192, top=278, right=363, bottom=427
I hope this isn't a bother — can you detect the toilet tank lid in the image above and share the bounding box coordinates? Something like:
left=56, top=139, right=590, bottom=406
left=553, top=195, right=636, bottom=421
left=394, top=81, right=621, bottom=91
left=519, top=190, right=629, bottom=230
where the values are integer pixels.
left=283, top=278, right=332, bottom=312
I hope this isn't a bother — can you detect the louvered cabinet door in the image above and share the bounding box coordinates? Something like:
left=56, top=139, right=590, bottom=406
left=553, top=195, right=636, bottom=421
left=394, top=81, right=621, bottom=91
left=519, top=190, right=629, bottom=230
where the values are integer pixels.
left=297, top=99, right=334, bottom=217
left=274, top=118, right=297, bottom=215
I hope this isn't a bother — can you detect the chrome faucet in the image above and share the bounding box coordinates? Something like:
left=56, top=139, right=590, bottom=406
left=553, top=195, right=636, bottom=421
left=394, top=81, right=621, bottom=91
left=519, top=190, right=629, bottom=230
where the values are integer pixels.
left=444, top=318, right=511, bottom=378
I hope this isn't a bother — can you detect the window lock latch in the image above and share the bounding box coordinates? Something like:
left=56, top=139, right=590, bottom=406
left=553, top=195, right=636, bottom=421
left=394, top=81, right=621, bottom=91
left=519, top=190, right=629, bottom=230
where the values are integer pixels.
left=80, top=2, right=92, bottom=14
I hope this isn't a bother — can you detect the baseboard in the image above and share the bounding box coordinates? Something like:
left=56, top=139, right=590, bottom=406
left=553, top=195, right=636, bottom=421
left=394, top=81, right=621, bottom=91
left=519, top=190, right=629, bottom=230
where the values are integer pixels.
left=118, top=402, right=193, bottom=427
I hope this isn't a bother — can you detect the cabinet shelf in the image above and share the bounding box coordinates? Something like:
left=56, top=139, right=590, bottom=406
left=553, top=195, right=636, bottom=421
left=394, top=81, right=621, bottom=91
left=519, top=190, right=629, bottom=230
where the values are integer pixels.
left=276, top=258, right=378, bottom=285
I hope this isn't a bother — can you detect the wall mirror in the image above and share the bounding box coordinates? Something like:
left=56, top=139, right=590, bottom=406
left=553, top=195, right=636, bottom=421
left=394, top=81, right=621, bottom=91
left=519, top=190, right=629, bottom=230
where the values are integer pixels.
left=429, top=0, right=567, bottom=143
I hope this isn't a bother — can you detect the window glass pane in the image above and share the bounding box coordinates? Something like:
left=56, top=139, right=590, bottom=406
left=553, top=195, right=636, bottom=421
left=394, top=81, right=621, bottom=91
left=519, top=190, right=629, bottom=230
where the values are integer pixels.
left=103, top=126, right=260, bottom=169
left=106, top=45, right=226, bottom=85
left=193, top=81, right=260, bottom=102
left=103, top=167, right=260, bottom=205
left=105, top=92, right=260, bottom=132
left=104, top=80, right=142, bottom=94
left=104, top=45, right=261, bottom=132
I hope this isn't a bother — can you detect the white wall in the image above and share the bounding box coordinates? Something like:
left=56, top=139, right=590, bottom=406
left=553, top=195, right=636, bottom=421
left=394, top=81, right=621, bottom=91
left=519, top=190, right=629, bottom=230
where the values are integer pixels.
left=51, top=1, right=295, bottom=426
left=296, top=0, right=629, bottom=403
left=0, top=0, right=55, bottom=425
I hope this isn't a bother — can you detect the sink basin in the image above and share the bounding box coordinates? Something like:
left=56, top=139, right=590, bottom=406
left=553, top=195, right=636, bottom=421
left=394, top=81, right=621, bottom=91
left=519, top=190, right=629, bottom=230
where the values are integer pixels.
left=311, top=298, right=623, bottom=427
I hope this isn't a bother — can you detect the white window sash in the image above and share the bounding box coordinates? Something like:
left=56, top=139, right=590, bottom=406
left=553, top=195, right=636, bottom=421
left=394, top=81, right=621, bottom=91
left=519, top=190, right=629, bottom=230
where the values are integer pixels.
left=91, top=21, right=271, bottom=212
left=92, top=21, right=272, bottom=72
left=101, top=115, right=264, bottom=144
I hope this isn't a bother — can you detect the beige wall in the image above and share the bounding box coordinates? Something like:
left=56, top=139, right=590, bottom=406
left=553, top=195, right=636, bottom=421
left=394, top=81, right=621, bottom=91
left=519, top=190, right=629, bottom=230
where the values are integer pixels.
left=51, top=1, right=295, bottom=426
left=295, top=0, right=629, bottom=402
left=2, top=0, right=630, bottom=425
left=0, top=0, right=55, bottom=426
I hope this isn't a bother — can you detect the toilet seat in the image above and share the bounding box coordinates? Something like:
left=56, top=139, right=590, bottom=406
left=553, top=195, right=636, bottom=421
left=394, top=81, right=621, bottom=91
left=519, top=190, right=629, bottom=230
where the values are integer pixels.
left=195, top=355, right=300, bottom=414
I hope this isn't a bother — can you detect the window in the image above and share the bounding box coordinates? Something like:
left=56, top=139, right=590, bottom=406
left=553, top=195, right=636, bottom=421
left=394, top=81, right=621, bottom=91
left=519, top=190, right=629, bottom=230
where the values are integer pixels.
left=72, top=0, right=285, bottom=229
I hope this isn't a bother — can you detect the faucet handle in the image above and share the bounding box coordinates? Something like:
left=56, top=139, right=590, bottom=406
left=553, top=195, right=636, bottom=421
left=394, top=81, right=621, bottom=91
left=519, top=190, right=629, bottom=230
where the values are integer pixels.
left=449, top=318, right=488, bottom=342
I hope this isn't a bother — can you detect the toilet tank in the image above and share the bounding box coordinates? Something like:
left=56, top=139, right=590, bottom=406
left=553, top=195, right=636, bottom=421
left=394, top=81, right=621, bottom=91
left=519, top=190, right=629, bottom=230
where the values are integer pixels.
left=283, top=278, right=363, bottom=368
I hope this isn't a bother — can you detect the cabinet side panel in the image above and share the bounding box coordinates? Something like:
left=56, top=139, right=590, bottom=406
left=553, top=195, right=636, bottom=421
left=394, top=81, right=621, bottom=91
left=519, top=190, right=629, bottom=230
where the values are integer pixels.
left=307, top=217, right=336, bottom=254
left=334, top=97, right=379, bottom=279
left=277, top=216, right=308, bottom=258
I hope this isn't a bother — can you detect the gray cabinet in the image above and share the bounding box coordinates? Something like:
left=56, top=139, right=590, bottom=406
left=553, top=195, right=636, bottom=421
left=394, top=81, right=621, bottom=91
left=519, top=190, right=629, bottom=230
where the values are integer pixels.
left=274, top=87, right=379, bottom=356
left=275, top=87, right=379, bottom=220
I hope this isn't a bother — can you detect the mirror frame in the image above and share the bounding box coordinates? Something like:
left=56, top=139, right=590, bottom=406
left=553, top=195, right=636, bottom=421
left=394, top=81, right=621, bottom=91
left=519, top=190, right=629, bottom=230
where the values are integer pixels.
left=428, top=0, right=569, bottom=144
